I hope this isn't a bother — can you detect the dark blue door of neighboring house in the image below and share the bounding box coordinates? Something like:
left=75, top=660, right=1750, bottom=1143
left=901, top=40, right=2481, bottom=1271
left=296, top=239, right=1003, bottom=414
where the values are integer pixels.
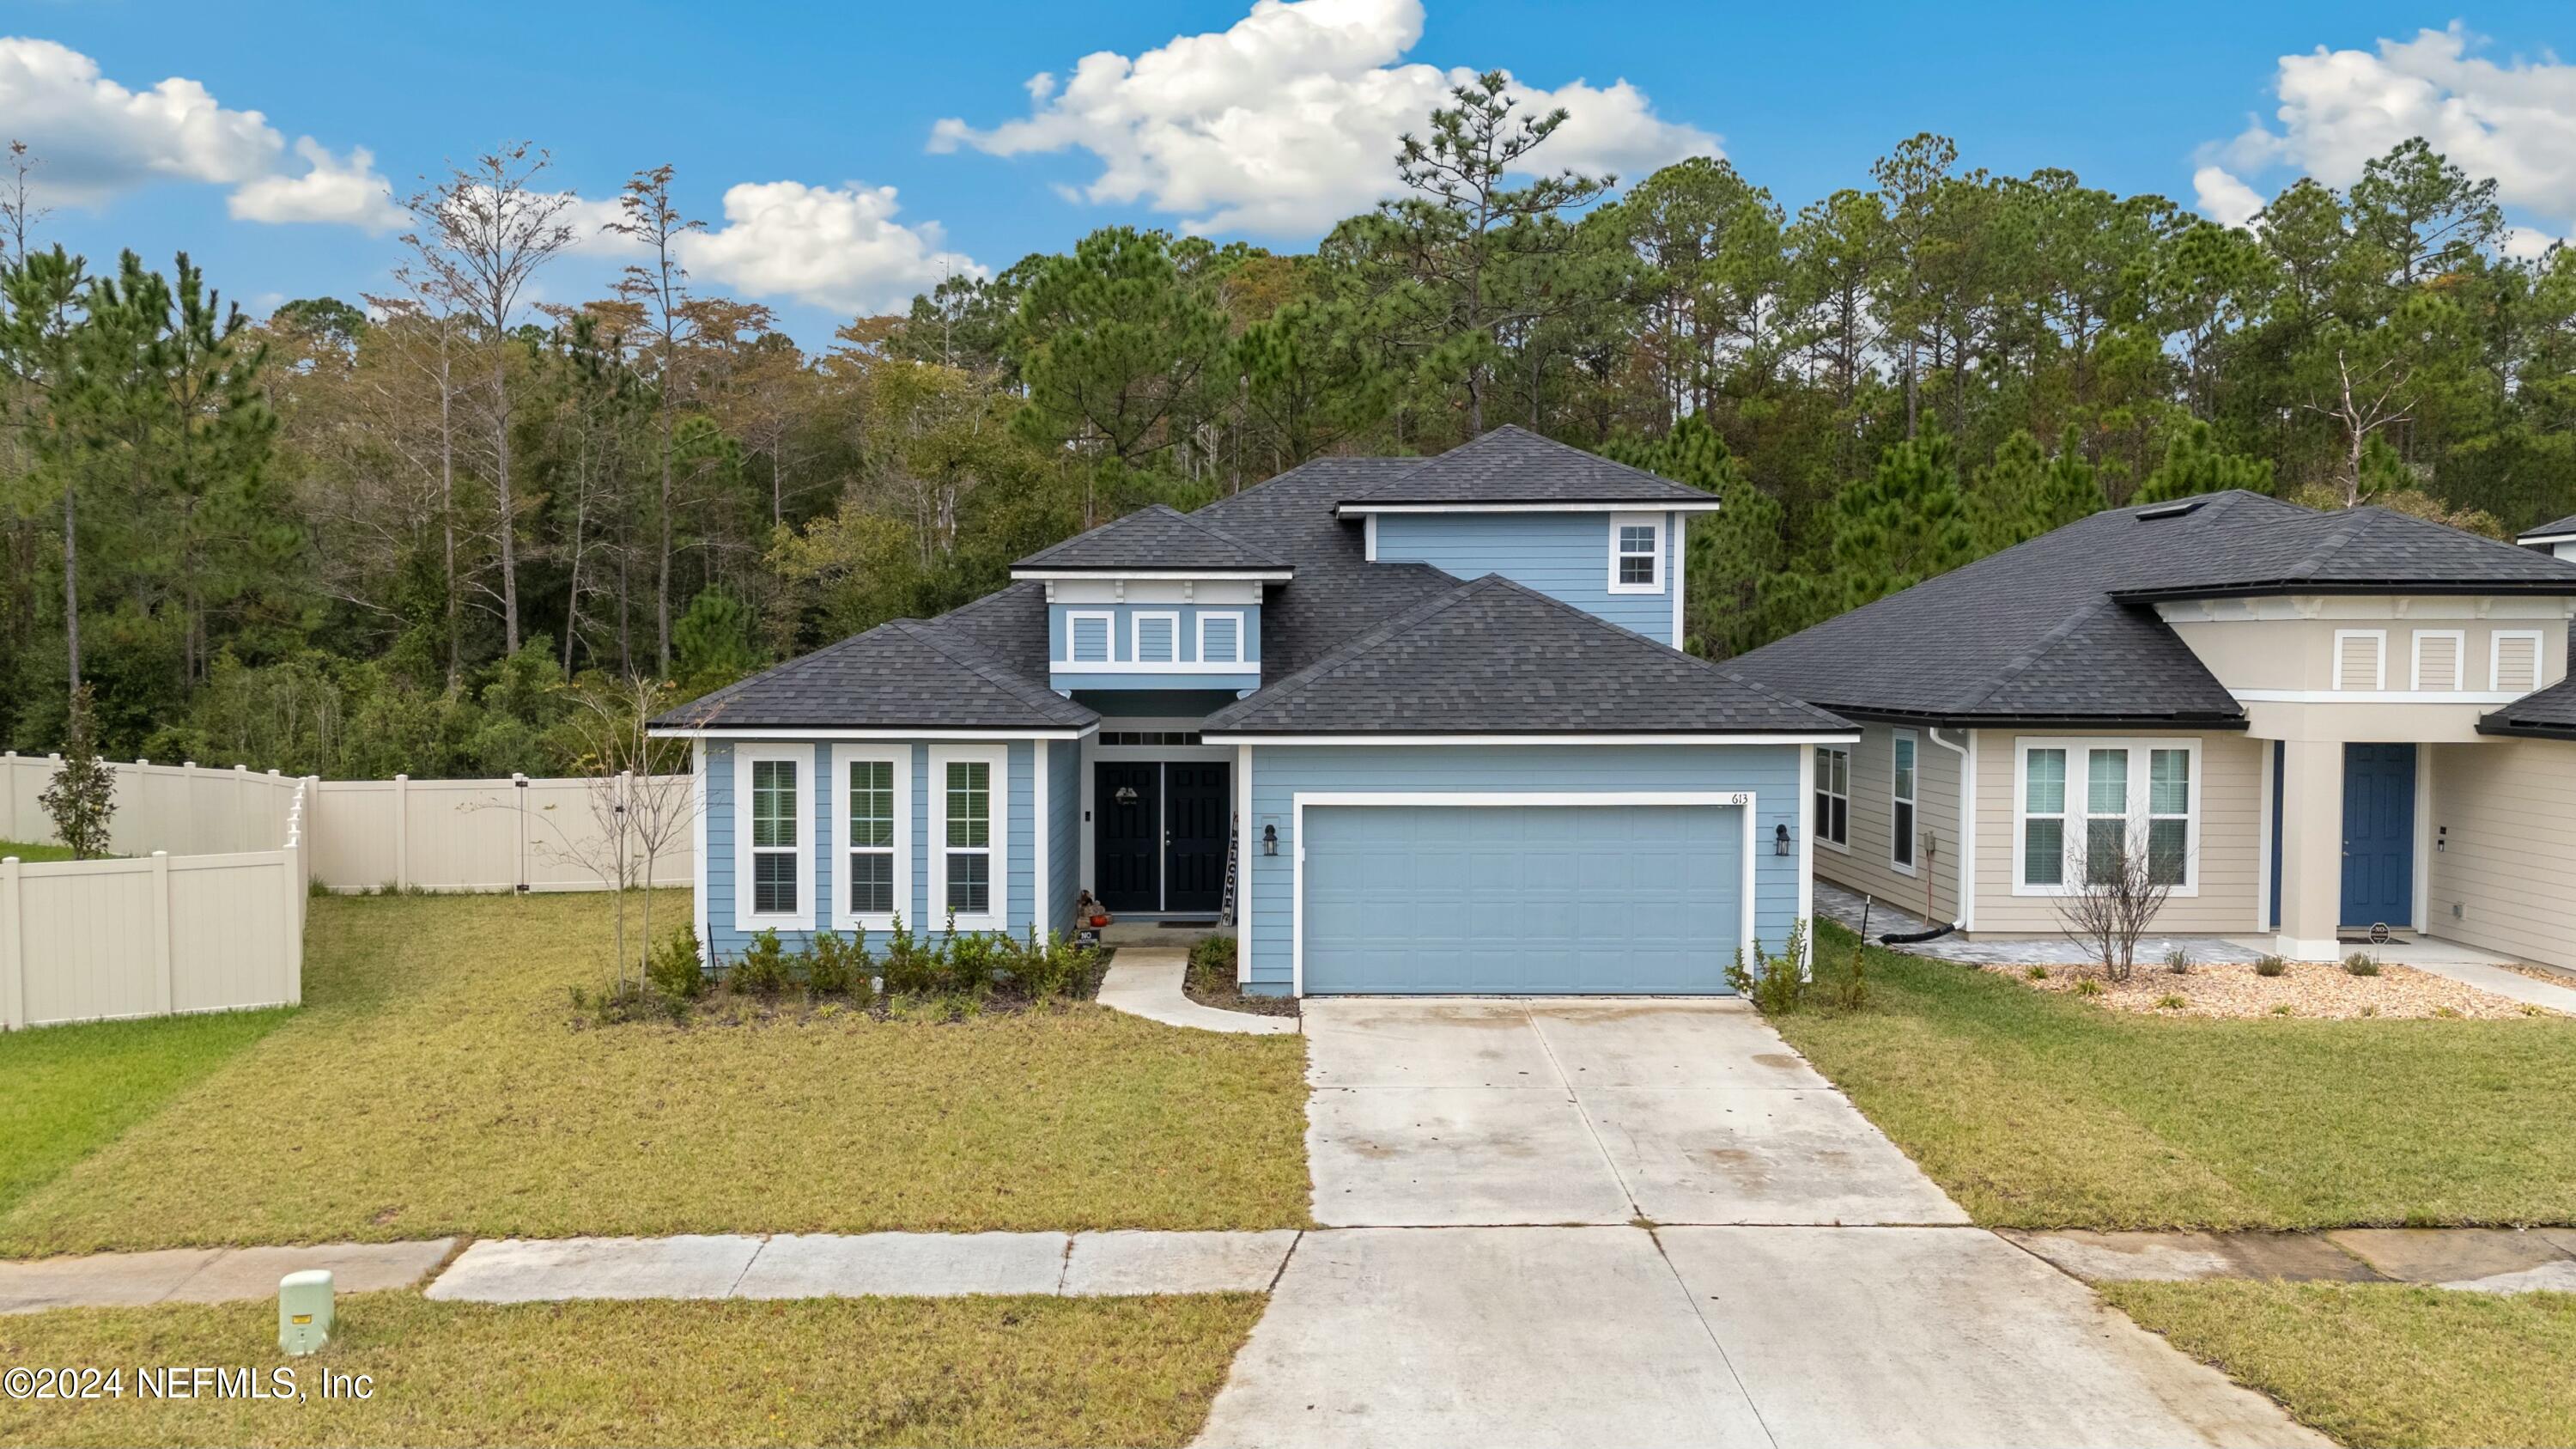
left=2340, top=743, right=2416, bottom=929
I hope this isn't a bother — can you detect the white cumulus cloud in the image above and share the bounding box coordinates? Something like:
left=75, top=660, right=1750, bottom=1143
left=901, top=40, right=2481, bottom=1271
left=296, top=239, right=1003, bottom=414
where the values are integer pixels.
left=930, top=0, right=1716, bottom=235
left=2190, top=165, right=2268, bottom=229
left=2201, top=22, right=2576, bottom=239
left=228, top=137, right=404, bottom=232
left=679, top=180, right=985, bottom=315
left=0, top=35, right=283, bottom=204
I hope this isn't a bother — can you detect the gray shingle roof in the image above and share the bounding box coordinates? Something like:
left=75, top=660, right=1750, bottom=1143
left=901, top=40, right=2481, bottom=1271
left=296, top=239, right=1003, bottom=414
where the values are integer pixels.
left=652, top=617, right=1096, bottom=732
left=1012, top=503, right=1290, bottom=573
left=2521, top=513, right=2576, bottom=541
left=1204, top=574, right=1850, bottom=736
left=2109, top=503, right=2576, bottom=600
left=1189, top=458, right=1458, bottom=673
left=1729, top=492, right=2298, bottom=725
left=1338, top=424, right=1716, bottom=508
left=2480, top=677, right=2576, bottom=740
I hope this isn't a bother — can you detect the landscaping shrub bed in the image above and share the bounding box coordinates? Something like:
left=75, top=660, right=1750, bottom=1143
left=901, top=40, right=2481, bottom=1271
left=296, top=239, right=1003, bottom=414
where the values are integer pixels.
left=580, top=915, right=1111, bottom=1026
left=1182, top=935, right=1298, bottom=1018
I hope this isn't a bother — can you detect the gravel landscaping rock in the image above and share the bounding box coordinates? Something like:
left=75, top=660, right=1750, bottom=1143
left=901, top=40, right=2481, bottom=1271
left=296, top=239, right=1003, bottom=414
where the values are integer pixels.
left=1980, top=957, right=2549, bottom=1020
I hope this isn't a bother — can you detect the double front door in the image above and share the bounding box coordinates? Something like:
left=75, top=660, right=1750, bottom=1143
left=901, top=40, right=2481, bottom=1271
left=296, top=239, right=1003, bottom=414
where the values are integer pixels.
left=1095, top=762, right=1230, bottom=915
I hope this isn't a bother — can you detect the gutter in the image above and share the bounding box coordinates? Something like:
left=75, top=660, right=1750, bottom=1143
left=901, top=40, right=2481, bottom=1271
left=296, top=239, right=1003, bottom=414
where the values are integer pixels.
left=1924, top=727, right=1974, bottom=934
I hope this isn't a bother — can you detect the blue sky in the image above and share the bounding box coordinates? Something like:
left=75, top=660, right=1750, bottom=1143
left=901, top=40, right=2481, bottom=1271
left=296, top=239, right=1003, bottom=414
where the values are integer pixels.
left=11, top=1, right=2576, bottom=344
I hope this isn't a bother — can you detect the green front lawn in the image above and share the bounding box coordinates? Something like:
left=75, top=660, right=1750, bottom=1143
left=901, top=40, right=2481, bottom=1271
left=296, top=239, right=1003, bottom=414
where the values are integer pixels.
left=0, top=1008, right=289, bottom=1218
left=0, top=838, right=76, bottom=862
left=2106, top=1280, right=2576, bottom=1449
left=0, top=1290, right=1264, bottom=1447
left=1775, top=924, right=2576, bottom=1229
left=0, top=892, right=1310, bottom=1254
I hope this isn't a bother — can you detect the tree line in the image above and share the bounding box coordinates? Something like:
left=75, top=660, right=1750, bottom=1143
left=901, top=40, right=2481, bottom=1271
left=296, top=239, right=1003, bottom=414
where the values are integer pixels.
left=1, top=76, right=2569, bottom=778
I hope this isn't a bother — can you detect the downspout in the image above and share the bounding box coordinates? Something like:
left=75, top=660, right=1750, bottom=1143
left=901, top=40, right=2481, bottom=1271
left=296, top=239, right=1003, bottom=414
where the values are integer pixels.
left=1926, top=727, right=1972, bottom=934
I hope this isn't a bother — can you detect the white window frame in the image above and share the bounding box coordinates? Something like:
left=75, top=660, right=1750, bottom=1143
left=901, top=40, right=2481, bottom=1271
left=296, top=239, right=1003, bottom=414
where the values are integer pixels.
left=1814, top=745, right=1850, bottom=852
left=1064, top=610, right=1115, bottom=665
left=1196, top=610, right=1247, bottom=666
left=2490, top=629, right=2543, bottom=692
left=2012, top=736, right=2202, bottom=898
left=1889, top=728, right=1919, bottom=875
left=2018, top=746, right=2070, bottom=892
left=1130, top=610, right=1182, bottom=665
left=733, top=744, right=815, bottom=931
left=928, top=743, right=1008, bottom=931
left=1607, top=511, right=1665, bottom=594
left=2410, top=628, right=2464, bottom=691
left=2334, top=628, right=2387, bottom=691
left=829, top=745, right=910, bottom=934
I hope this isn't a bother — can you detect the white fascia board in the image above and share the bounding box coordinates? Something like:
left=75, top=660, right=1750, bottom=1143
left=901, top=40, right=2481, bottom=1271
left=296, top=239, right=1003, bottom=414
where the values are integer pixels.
left=1200, top=731, right=1860, bottom=746
left=2516, top=533, right=2576, bottom=547
left=651, top=726, right=1095, bottom=741
left=1010, top=567, right=1293, bottom=581
left=1336, top=500, right=1725, bottom=517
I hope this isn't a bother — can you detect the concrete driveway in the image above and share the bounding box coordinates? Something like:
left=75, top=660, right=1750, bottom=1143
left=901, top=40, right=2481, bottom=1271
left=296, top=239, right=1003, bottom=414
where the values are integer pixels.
left=1195, top=998, right=2319, bottom=1449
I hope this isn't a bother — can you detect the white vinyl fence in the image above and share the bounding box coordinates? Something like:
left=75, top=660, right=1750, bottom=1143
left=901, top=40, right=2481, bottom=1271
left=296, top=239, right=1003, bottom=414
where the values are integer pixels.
left=0, top=753, right=690, bottom=1030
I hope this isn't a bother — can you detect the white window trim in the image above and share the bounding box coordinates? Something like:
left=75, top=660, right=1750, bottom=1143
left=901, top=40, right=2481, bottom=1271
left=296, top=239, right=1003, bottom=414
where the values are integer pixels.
left=1195, top=610, right=1248, bottom=667
left=2334, top=629, right=2387, bottom=691
left=1814, top=744, right=1850, bottom=853
left=1286, top=791, right=1757, bottom=997
left=1889, top=728, right=1920, bottom=876
left=733, top=744, right=815, bottom=932
left=1130, top=610, right=1182, bottom=665
left=1607, top=511, right=1665, bottom=594
left=829, top=745, right=911, bottom=934
left=929, top=743, right=1008, bottom=931
left=2011, top=736, right=2202, bottom=898
left=1065, top=610, right=1115, bottom=665
left=2490, top=629, right=2543, bottom=692
left=2410, top=629, right=2464, bottom=691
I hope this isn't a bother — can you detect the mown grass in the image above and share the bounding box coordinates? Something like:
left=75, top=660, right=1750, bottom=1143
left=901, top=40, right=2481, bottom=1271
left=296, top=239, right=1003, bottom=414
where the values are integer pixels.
left=0, top=1008, right=289, bottom=1218
left=0, top=1289, right=1265, bottom=1447
left=0, top=838, right=76, bottom=862
left=0, top=892, right=1311, bottom=1254
left=1772, top=923, right=2576, bottom=1228
left=2106, top=1280, right=2576, bottom=1449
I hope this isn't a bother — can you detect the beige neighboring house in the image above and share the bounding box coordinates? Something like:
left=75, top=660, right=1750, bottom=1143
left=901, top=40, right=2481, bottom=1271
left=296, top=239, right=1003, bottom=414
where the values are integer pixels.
left=1733, top=490, right=2576, bottom=968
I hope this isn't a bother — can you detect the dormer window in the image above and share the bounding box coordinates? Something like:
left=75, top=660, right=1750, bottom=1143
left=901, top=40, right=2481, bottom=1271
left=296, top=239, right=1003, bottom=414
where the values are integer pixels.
left=1609, top=513, right=1664, bottom=594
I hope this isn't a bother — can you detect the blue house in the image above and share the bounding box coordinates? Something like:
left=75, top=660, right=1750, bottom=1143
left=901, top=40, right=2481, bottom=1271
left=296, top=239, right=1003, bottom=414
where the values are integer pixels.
left=652, top=426, right=1855, bottom=995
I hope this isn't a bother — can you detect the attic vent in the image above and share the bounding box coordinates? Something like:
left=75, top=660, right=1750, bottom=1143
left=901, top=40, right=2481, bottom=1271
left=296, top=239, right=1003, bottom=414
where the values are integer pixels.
left=2136, top=498, right=2208, bottom=521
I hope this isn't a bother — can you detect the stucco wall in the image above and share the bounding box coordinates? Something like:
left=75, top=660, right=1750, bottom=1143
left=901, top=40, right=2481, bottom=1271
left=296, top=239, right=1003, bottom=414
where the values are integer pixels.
left=1812, top=723, right=1961, bottom=926
left=2427, top=737, right=2576, bottom=971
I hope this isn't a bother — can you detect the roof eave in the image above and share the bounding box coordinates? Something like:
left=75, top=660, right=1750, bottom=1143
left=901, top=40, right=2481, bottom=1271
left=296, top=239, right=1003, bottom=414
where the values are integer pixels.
left=2111, top=581, right=2576, bottom=602
left=1793, top=703, right=2251, bottom=733
left=1199, top=726, right=1856, bottom=743
left=1008, top=566, right=1294, bottom=581
left=648, top=721, right=1097, bottom=740
left=1335, top=499, right=1723, bottom=517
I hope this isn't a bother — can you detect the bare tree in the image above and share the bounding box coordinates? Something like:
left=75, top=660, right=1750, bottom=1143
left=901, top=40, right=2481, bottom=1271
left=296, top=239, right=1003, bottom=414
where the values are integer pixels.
left=607, top=164, right=704, bottom=673
left=538, top=676, right=698, bottom=995
left=399, top=143, right=577, bottom=655
left=2306, top=345, right=2413, bottom=507
left=2053, top=818, right=2177, bottom=983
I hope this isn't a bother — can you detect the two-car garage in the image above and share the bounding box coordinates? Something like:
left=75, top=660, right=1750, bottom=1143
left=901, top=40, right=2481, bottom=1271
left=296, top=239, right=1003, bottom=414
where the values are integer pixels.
left=1295, top=797, right=1748, bottom=995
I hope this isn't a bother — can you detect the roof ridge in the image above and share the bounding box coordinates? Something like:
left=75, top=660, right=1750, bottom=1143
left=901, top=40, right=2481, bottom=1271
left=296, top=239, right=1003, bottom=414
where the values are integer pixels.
left=1344, top=424, right=1697, bottom=503
left=1165, top=503, right=1291, bottom=566
left=1948, top=594, right=2117, bottom=715
left=1224, top=575, right=1497, bottom=703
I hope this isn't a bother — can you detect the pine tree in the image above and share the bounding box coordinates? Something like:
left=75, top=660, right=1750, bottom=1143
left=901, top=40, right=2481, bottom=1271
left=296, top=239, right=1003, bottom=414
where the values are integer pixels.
left=1824, top=431, right=1979, bottom=611
left=1601, top=414, right=1781, bottom=658
left=1969, top=427, right=2105, bottom=549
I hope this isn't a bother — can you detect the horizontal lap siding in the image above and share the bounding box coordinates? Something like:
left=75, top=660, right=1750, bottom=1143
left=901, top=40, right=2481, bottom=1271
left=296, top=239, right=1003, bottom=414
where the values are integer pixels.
left=702, top=739, right=1036, bottom=966
left=1244, top=744, right=1804, bottom=992
left=1814, top=724, right=1960, bottom=925
left=1049, top=740, right=1081, bottom=938
left=2428, top=740, right=2576, bottom=971
left=1375, top=512, right=1676, bottom=644
left=1969, top=728, right=2263, bottom=935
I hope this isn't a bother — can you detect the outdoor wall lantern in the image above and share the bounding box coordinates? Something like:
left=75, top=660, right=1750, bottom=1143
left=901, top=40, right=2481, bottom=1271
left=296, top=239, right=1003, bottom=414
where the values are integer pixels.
left=1262, top=824, right=1279, bottom=855
left=1774, top=822, right=1794, bottom=856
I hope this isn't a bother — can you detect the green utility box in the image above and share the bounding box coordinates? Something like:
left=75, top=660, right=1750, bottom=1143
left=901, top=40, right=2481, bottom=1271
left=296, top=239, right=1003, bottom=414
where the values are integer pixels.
left=278, top=1269, right=334, bottom=1356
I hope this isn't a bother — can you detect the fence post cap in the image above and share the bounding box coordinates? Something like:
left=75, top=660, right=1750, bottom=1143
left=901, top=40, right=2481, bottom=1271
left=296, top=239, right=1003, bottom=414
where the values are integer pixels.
left=184, top=760, right=196, bottom=770
left=152, top=849, right=167, bottom=858
left=268, top=768, right=281, bottom=776
left=234, top=764, right=248, bottom=772
left=3, top=856, right=16, bottom=865
left=137, top=758, right=149, bottom=766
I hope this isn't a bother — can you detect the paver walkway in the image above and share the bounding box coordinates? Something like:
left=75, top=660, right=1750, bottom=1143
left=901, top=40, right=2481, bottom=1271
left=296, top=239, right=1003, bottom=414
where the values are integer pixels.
left=0, top=1239, right=454, bottom=1314
left=1097, top=947, right=1299, bottom=1035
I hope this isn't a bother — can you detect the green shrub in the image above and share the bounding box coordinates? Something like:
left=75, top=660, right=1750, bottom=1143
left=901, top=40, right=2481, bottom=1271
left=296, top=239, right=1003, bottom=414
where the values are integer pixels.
left=1727, top=920, right=1812, bottom=1014
left=2074, top=978, right=2105, bottom=997
left=2254, top=953, right=2288, bottom=977
left=647, top=923, right=705, bottom=1002
left=2343, top=951, right=2381, bottom=977
left=1188, top=934, right=1236, bottom=981
left=731, top=928, right=793, bottom=995
left=2163, top=947, right=2193, bottom=975
left=2025, top=965, right=2049, bottom=980
left=949, top=927, right=1005, bottom=994
left=806, top=929, right=869, bottom=998
left=2155, top=993, right=2186, bottom=1010
left=1012, top=925, right=1101, bottom=1000
left=880, top=914, right=941, bottom=995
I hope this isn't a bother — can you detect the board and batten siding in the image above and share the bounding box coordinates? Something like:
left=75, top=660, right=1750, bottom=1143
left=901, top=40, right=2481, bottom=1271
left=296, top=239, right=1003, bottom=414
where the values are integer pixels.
left=1967, top=728, right=2263, bottom=935
left=1242, top=743, right=1806, bottom=995
left=702, top=738, right=1036, bottom=965
left=2427, top=738, right=2576, bottom=972
left=1813, top=723, right=1962, bottom=926
left=1372, top=511, right=1681, bottom=644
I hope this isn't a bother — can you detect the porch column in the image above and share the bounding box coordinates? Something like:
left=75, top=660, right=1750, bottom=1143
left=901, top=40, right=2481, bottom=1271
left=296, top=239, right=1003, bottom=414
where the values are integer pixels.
left=2275, top=737, right=2343, bottom=960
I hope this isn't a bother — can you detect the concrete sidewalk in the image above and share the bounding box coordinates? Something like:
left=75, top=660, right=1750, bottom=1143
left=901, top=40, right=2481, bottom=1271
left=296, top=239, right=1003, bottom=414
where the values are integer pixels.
left=1097, top=948, right=1299, bottom=1035
left=426, top=1229, right=1301, bottom=1303
left=2011, top=1224, right=2576, bottom=1294
left=0, top=1239, right=455, bottom=1314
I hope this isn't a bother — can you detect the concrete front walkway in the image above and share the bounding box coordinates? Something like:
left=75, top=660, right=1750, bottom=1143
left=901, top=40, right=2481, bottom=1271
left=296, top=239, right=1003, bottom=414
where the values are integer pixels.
left=2014, top=1225, right=2576, bottom=1294
left=1097, top=948, right=1299, bottom=1035
left=0, top=1239, right=455, bottom=1314
left=426, top=1230, right=1299, bottom=1302
left=1198, top=995, right=2321, bottom=1449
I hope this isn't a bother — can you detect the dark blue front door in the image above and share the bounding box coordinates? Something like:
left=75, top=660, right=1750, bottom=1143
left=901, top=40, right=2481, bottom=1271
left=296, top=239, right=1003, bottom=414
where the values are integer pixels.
left=2340, top=744, right=2416, bottom=929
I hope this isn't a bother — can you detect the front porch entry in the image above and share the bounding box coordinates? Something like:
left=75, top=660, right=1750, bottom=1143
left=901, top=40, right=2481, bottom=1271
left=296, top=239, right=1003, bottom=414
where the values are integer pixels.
left=2339, top=743, right=2416, bottom=933
left=1093, top=761, right=1230, bottom=916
